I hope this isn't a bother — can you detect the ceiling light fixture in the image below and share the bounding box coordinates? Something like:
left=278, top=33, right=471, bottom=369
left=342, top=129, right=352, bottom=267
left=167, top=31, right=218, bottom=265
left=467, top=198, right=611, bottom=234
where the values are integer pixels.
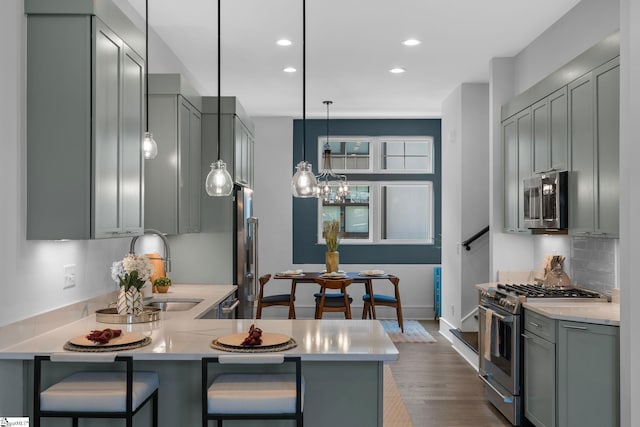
left=283, top=67, right=297, bottom=73
left=142, top=0, right=158, bottom=160
left=277, top=39, right=292, bottom=46
left=290, top=0, right=317, bottom=198
left=205, top=0, right=233, bottom=197
left=316, top=100, right=349, bottom=203
left=390, top=67, right=406, bottom=74
left=402, top=39, right=421, bottom=46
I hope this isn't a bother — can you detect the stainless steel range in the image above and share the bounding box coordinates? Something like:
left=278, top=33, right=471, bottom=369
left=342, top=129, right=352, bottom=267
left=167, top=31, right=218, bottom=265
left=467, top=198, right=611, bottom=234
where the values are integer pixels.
left=478, top=283, right=606, bottom=426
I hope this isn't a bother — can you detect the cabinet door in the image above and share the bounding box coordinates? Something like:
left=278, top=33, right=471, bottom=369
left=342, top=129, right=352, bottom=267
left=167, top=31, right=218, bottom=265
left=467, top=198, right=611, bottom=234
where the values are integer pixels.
left=93, top=22, right=124, bottom=238
left=178, top=98, right=202, bottom=234
left=188, top=107, right=202, bottom=232
left=503, top=117, right=518, bottom=232
left=549, top=87, right=568, bottom=172
left=517, top=109, right=533, bottom=232
left=568, top=74, right=595, bottom=236
left=594, top=60, right=619, bottom=237
left=120, top=45, right=145, bottom=235
left=532, top=99, right=550, bottom=174
left=557, top=321, right=619, bottom=427
left=523, top=332, right=556, bottom=427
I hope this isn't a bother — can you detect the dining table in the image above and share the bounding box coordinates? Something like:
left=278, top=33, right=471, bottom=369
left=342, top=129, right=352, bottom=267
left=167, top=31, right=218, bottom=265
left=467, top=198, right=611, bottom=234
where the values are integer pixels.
left=273, top=270, right=393, bottom=319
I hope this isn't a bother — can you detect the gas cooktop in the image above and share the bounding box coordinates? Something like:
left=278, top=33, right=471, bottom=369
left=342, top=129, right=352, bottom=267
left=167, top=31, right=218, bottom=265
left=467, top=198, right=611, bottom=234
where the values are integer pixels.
left=496, top=283, right=605, bottom=299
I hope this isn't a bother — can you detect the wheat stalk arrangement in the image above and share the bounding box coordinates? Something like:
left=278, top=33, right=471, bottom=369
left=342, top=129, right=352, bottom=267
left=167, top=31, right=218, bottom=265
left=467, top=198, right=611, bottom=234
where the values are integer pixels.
left=323, top=220, right=341, bottom=252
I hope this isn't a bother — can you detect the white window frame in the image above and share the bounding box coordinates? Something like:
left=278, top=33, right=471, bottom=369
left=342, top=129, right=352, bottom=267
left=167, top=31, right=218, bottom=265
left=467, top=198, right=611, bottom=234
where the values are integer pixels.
left=318, top=180, right=434, bottom=245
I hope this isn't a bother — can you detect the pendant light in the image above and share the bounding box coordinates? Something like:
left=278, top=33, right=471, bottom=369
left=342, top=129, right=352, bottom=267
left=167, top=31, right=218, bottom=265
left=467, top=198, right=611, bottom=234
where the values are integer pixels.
left=290, top=0, right=318, bottom=197
left=142, top=0, right=158, bottom=160
left=316, top=100, right=349, bottom=203
left=205, top=0, right=234, bottom=197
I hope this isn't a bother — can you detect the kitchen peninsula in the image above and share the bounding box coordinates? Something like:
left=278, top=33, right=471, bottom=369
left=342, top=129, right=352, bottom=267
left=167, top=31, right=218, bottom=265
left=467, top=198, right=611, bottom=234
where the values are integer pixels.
left=0, top=284, right=398, bottom=426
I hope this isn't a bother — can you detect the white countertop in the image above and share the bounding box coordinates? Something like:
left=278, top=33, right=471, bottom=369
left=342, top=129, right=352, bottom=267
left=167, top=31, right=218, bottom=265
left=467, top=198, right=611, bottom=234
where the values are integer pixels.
left=0, top=284, right=399, bottom=362
left=523, top=301, right=620, bottom=326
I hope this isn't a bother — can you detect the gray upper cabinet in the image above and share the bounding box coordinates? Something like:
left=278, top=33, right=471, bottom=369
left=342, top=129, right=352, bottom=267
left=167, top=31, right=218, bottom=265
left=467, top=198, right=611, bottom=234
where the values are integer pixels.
left=26, top=1, right=144, bottom=240
left=145, top=74, right=202, bottom=235
left=533, top=87, right=568, bottom=174
left=202, top=97, right=255, bottom=189
left=568, top=57, right=620, bottom=237
left=502, top=108, right=532, bottom=234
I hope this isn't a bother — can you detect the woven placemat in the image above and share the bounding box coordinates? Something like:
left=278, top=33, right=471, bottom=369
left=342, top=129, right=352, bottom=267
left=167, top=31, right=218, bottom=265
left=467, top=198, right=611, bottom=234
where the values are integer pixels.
left=63, top=336, right=152, bottom=352
left=210, top=338, right=297, bottom=353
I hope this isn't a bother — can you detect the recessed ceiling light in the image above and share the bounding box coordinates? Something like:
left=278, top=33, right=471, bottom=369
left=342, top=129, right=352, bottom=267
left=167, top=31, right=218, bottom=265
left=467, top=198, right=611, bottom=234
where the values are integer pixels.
left=277, top=39, right=292, bottom=46
left=283, top=67, right=297, bottom=73
left=389, top=68, right=406, bottom=74
left=402, top=39, right=421, bottom=46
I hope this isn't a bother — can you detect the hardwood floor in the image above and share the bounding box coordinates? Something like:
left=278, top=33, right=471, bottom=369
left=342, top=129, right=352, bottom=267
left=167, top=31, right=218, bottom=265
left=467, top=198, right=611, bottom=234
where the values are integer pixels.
left=388, top=320, right=513, bottom=427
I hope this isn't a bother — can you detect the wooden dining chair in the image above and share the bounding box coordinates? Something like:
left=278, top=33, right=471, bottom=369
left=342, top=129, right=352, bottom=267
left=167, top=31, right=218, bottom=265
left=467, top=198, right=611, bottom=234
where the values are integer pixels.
left=255, top=274, right=296, bottom=319
left=362, top=275, right=404, bottom=332
left=313, top=278, right=354, bottom=319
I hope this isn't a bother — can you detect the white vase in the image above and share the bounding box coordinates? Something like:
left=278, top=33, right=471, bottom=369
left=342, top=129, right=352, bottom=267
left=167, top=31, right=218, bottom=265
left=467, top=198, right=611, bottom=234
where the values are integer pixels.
left=116, top=288, right=144, bottom=316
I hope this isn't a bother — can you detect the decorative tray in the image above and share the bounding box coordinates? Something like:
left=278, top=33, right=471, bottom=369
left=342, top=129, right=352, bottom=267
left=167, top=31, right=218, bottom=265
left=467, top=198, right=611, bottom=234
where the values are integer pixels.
left=210, top=332, right=297, bottom=353
left=95, top=307, right=161, bottom=324
left=68, top=332, right=147, bottom=347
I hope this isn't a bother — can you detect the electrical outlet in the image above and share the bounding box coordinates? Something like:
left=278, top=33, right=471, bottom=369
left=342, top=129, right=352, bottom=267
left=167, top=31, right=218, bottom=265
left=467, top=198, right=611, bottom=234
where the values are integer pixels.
left=63, top=264, right=76, bottom=289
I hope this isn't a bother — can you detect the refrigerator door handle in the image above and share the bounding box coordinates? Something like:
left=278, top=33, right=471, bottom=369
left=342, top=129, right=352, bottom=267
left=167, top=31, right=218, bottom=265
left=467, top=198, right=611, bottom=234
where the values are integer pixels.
left=248, top=217, right=259, bottom=301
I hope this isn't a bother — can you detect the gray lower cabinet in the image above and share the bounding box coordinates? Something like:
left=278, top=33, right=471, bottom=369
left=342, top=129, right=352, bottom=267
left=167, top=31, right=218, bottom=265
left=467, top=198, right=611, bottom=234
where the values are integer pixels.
left=568, top=57, right=619, bottom=237
left=522, top=309, right=620, bottom=427
left=523, top=310, right=556, bottom=427
left=502, top=108, right=531, bottom=234
left=26, top=4, right=144, bottom=240
left=146, top=74, right=202, bottom=235
left=557, top=320, right=619, bottom=427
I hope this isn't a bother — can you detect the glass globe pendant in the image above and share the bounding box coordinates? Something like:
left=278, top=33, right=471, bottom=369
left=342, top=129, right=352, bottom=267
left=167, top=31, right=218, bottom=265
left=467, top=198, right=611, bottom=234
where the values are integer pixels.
left=291, top=161, right=317, bottom=197
left=143, top=132, right=158, bottom=159
left=205, top=160, right=233, bottom=196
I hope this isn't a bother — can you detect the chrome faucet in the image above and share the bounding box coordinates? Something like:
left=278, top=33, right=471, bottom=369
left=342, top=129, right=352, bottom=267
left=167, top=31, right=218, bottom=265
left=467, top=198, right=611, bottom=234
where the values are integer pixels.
left=129, top=229, right=171, bottom=273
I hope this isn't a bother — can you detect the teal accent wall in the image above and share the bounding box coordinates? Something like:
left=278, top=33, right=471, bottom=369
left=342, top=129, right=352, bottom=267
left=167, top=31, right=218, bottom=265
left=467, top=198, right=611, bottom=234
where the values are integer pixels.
left=292, top=118, right=441, bottom=264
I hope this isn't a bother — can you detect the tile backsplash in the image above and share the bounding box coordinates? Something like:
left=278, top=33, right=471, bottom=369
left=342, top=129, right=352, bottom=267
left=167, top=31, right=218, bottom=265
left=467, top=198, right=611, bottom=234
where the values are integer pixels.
left=570, top=237, right=618, bottom=293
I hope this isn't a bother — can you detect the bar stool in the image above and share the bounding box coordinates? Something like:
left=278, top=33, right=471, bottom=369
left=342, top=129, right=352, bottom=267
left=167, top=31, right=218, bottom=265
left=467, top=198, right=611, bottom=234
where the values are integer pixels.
left=362, top=274, right=404, bottom=332
left=33, top=353, right=159, bottom=427
left=256, top=274, right=296, bottom=319
left=202, top=354, right=304, bottom=426
left=313, top=278, right=354, bottom=319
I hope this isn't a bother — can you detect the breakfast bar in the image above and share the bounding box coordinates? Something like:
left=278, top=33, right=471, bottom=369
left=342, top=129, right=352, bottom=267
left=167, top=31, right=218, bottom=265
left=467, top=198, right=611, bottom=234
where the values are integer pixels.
left=0, top=285, right=399, bottom=426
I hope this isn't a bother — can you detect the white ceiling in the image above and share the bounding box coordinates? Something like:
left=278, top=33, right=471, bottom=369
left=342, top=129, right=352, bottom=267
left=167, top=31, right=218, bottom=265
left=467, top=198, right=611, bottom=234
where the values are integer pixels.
left=125, top=0, right=581, bottom=118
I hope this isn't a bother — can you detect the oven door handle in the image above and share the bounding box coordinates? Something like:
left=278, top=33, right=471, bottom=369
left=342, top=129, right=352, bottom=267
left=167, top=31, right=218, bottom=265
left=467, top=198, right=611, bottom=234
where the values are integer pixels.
left=479, top=374, right=514, bottom=403
left=478, top=305, right=514, bottom=323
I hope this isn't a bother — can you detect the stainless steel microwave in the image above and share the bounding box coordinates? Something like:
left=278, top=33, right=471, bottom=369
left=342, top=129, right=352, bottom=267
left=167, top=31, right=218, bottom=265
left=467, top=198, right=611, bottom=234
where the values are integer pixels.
left=523, top=171, right=568, bottom=229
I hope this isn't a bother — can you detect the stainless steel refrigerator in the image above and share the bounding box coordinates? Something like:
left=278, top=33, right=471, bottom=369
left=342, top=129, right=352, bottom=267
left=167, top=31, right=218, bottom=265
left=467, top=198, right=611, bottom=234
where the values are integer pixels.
left=234, top=186, right=258, bottom=318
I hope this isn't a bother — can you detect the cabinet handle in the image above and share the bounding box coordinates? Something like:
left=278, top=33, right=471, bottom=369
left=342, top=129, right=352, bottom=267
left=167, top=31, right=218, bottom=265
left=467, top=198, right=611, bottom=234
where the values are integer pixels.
left=591, top=232, right=606, bottom=236
left=562, top=325, right=588, bottom=330
left=522, top=333, right=532, bottom=340
left=573, top=231, right=591, bottom=236
left=528, top=321, right=541, bottom=328
left=479, top=374, right=514, bottom=403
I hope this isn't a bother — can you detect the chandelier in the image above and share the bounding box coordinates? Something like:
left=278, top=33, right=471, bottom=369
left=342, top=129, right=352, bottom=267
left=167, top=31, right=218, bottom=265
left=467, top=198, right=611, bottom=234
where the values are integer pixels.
left=316, top=100, right=350, bottom=203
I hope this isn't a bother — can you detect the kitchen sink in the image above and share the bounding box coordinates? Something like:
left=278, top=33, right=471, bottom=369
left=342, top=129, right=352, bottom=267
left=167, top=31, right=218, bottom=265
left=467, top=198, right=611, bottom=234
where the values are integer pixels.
left=145, top=299, right=202, bottom=312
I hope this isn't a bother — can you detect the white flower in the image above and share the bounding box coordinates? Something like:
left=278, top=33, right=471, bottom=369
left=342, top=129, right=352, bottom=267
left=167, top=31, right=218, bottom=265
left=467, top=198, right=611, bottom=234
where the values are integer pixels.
left=121, top=254, right=154, bottom=281
left=111, top=261, right=124, bottom=283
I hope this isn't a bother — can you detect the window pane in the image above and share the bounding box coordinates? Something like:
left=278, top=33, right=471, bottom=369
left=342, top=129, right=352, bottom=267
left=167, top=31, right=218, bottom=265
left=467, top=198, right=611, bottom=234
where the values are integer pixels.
left=385, top=157, right=405, bottom=170
left=323, top=206, right=341, bottom=223
left=405, top=156, right=429, bottom=170
left=385, top=141, right=404, bottom=155
left=328, top=141, right=342, bottom=154
left=405, top=142, right=428, bottom=155
left=346, top=141, right=369, bottom=155
left=382, top=185, right=431, bottom=240
left=330, top=156, right=346, bottom=170
left=345, top=206, right=369, bottom=234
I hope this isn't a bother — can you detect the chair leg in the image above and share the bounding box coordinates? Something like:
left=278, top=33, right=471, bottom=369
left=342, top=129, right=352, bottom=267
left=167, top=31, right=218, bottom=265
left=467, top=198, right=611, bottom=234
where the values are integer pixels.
left=256, top=301, right=263, bottom=319
left=288, top=303, right=296, bottom=319
left=362, top=301, right=368, bottom=320
left=397, top=304, right=405, bottom=333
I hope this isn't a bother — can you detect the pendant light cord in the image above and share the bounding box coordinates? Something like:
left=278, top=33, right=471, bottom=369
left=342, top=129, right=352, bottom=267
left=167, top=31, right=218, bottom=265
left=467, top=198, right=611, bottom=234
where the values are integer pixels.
left=145, top=0, right=149, bottom=132
left=217, top=0, right=222, bottom=162
left=302, top=0, right=306, bottom=161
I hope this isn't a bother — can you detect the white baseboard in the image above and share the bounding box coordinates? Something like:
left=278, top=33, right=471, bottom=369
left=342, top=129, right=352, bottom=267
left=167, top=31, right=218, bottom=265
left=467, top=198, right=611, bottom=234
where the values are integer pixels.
left=438, top=317, right=479, bottom=371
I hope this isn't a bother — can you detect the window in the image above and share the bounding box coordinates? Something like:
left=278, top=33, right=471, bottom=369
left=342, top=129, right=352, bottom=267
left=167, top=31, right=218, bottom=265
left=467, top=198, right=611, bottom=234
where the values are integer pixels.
left=317, top=135, right=434, bottom=246
left=319, top=181, right=433, bottom=245
left=318, top=136, right=433, bottom=174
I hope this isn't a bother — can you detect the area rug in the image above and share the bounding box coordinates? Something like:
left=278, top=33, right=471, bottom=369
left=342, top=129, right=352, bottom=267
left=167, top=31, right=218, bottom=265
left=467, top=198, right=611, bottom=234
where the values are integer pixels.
left=384, top=364, right=413, bottom=426
left=380, top=320, right=437, bottom=343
